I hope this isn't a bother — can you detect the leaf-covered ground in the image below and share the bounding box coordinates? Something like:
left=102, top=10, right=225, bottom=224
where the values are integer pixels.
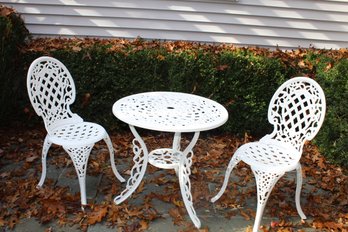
left=0, top=125, right=347, bottom=232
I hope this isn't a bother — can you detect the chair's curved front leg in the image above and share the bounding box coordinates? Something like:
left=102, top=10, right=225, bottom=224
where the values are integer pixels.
left=252, top=168, right=284, bottom=232
left=295, top=163, right=306, bottom=219
left=64, top=144, right=94, bottom=206
left=178, top=132, right=201, bottom=228
left=37, top=135, right=52, bottom=188
left=114, top=125, right=149, bottom=205
left=103, top=134, right=125, bottom=182
left=211, top=151, right=241, bottom=203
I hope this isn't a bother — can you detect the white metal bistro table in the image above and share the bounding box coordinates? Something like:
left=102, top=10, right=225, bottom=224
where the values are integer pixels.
left=112, top=91, right=228, bottom=228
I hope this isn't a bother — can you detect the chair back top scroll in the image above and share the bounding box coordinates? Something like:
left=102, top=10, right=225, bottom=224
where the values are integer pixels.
left=27, top=56, right=83, bottom=132
left=266, top=77, right=326, bottom=153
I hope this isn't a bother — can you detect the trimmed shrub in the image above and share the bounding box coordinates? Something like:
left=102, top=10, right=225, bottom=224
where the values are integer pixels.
left=0, top=6, right=29, bottom=125
left=2, top=33, right=347, bottom=167
left=315, top=58, right=348, bottom=167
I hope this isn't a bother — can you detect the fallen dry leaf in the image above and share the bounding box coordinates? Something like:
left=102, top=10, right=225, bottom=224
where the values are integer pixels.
left=0, top=124, right=347, bottom=231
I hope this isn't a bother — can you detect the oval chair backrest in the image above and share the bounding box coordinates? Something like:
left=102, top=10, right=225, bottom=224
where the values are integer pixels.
left=267, top=77, right=326, bottom=153
left=27, top=56, right=80, bottom=131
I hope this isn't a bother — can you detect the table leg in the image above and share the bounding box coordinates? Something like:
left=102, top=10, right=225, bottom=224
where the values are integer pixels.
left=178, top=131, right=201, bottom=228
left=172, top=132, right=181, bottom=150
left=173, top=132, right=181, bottom=174
left=114, top=125, right=149, bottom=204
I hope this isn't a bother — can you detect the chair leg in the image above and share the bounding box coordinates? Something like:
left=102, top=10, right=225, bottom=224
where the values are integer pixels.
left=211, top=153, right=241, bottom=202
left=37, top=135, right=52, bottom=188
left=252, top=169, right=284, bottom=232
left=295, top=164, right=306, bottom=219
left=103, top=135, right=125, bottom=182
left=64, top=145, right=94, bottom=206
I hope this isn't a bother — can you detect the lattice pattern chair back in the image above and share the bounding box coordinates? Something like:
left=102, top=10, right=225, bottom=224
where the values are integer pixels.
left=26, top=56, right=125, bottom=207
left=266, top=77, right=326, bottom=152
left=212, top=77, right=326, bottom=232
left=27, top=56, right=82, bottom=131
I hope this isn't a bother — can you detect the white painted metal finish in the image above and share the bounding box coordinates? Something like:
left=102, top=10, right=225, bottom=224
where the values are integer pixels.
left=27, top=56, right=125, bottom=207
left=112, top=91, right=228, bottom=133
left=112, top=92, right=228, bottom=228
left=211, top=77, right=326, bottom=232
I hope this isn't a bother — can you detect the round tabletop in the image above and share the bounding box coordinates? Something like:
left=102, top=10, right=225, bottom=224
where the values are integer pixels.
left=112, top=91, right=228, bottom=133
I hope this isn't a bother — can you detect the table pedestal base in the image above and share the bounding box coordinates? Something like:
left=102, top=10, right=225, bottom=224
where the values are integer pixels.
left=114, top=126, right=201, bottom=228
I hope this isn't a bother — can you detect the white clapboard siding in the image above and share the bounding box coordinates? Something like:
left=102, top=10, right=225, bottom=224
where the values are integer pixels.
left=1, top=0, right=348, bottom=49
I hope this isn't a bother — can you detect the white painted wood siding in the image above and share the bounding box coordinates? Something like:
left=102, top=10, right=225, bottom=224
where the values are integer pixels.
left=1, top=0, right=347, bottom=49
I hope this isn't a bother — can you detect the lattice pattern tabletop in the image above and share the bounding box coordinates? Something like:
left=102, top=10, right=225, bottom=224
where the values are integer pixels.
left=112, top=91, right=228, bottom=132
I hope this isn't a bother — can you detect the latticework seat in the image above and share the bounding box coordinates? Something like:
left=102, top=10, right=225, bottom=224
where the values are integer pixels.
left=211, top=77, right=326, bottom=232
left=27, top=56, right=125, bottom=207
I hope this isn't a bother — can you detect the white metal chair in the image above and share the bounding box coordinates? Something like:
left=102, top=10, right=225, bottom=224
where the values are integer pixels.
left=211, top=77, right=326, bottom=232
left=27, top=56, right=125, bottom=207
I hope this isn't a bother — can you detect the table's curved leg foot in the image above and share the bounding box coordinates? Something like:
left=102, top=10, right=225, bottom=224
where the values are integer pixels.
left=178, top=132, right=201, bottom=228
left=179, top=150, right=201, bottom=228
left=114, top=125, right=149, bottom=205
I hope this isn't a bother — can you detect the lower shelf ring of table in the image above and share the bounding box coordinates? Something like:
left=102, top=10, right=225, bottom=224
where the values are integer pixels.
left=148, top=148, right=182, bottom=169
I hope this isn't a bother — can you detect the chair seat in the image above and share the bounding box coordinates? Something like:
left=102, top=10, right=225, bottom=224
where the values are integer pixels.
left=238, top=139, right=301, bottom=173
left=49, top=122, right=106, bottom=147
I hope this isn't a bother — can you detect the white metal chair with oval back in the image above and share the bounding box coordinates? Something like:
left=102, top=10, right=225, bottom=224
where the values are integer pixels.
left=27, top=56, right=125, bottom=208
left=211, top=77, right=326, bottom=232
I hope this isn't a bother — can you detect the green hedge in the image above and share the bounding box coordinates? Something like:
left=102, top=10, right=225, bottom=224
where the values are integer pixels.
left=0, top=5, right=29, bottom=122
left=315, top=59, right=348, bottom=166
left=1, top=7, right=347, bottom=167
left=22, top=46, right=292, bottom=136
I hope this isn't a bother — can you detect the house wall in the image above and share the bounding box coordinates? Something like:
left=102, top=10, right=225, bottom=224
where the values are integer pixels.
left=1, top=0, right=348, bottom=50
